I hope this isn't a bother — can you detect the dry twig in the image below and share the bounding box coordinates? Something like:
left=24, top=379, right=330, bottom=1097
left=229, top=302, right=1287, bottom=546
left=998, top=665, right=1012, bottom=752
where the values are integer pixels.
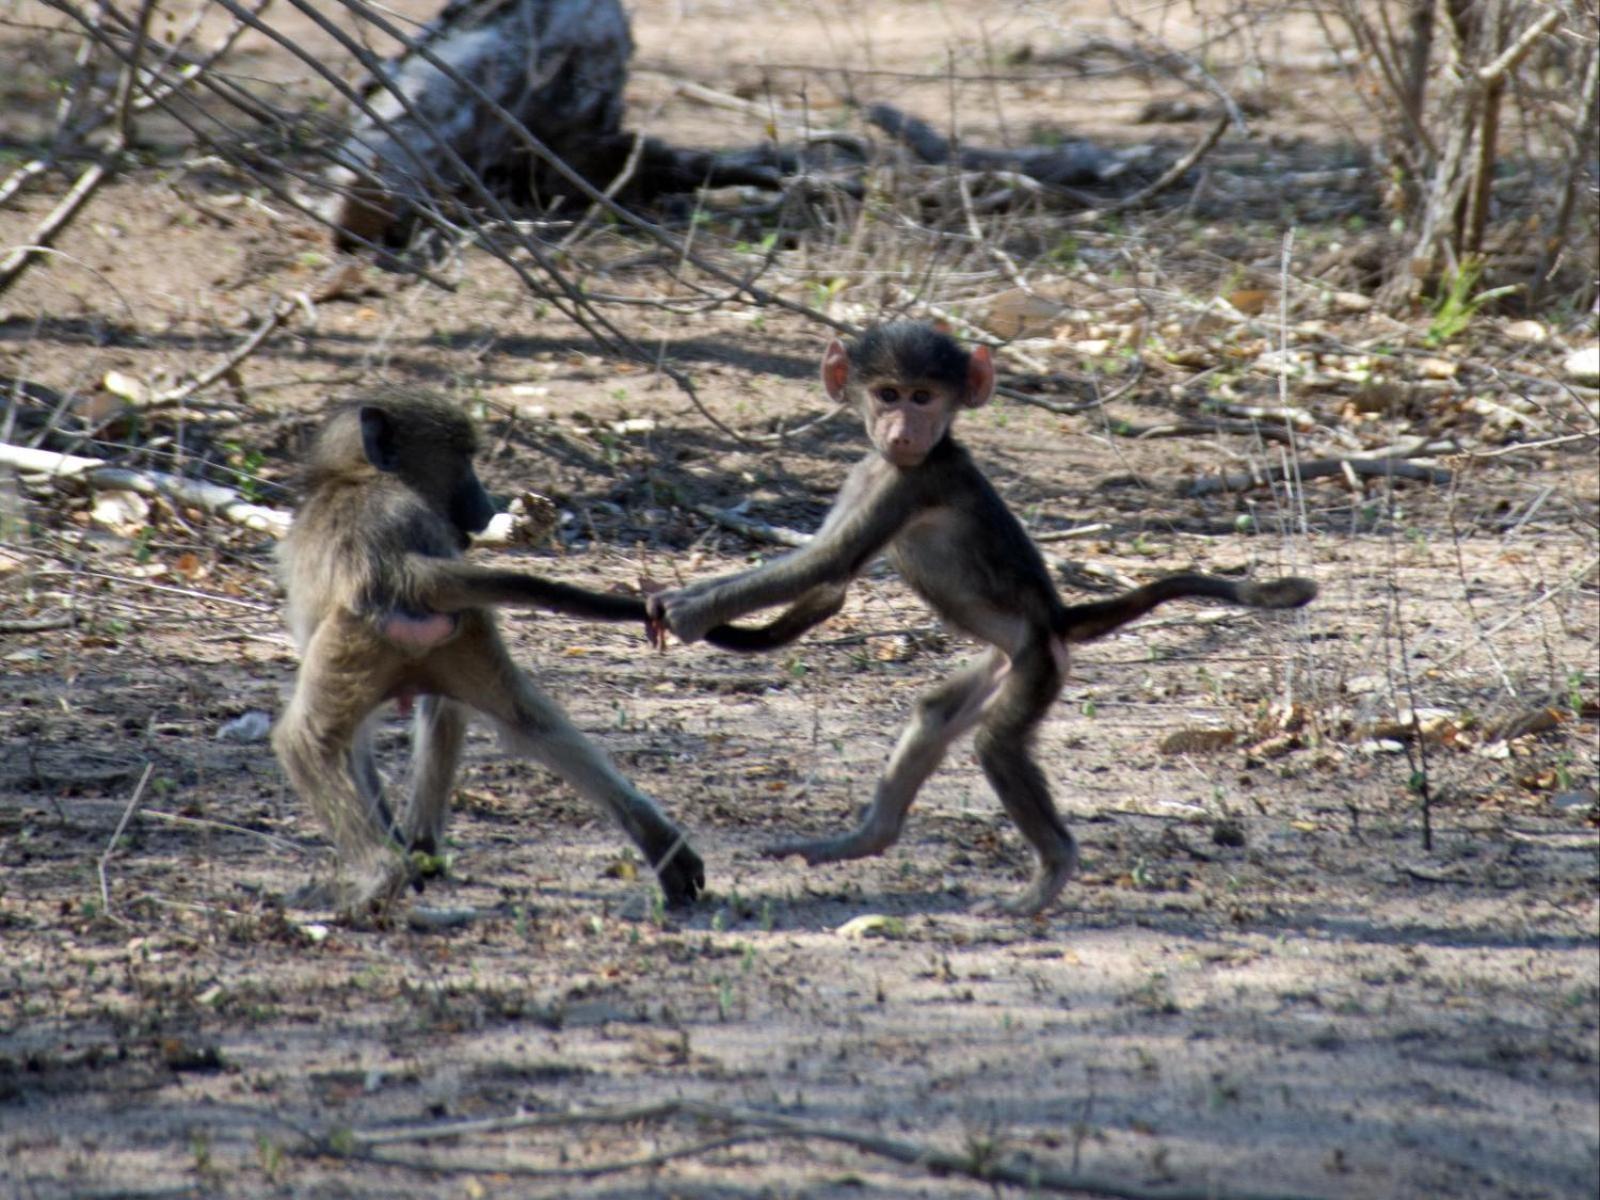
left=336, top=1097, right=1331, bottom=1200
left=1182, top=456, right=1452, bottom=497
left=97, top=762, right=155, bottom=926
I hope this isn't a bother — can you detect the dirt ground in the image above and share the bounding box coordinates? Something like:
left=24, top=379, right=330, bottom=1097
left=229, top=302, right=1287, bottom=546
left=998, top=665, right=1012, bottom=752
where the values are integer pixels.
left=1, top=1, right=1597, bottom=1198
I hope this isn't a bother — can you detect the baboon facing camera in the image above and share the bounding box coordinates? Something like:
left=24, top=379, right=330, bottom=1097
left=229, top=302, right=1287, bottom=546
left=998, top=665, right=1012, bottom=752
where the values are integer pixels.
left=650, top=323, right=1315, bottom=916
left=273, top=393, right=703, bottom=917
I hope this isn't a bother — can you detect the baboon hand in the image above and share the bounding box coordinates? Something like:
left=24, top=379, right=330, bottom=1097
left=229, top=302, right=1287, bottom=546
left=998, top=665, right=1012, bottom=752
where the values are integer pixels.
left=644, top=585, right=716, bottom=646
left=652, top=836, right=706, bottom=908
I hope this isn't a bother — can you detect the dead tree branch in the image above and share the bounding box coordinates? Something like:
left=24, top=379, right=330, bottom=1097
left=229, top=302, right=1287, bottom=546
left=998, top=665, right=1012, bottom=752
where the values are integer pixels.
left=335, top=1098, right=1332, bottom=1200
left=1182, top=456, right=1452, bottom=497
left=1071, top=114, right=1229, bottom=222
left=0, top=442, right=292, bottom=536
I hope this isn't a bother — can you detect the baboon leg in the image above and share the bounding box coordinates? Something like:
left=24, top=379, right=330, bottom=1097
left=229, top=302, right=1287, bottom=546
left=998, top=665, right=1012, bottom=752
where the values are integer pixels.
left=405, top=694, right=468, bottom=857
left=273, top=642, right=407, bottom=912
left=351, top=715, right=400, bottom=838
left=765, top=650, right=1008, bottom=864
left=972, top=640, right=1075, bottom=916
left=432, top=621, right=704, bottom=907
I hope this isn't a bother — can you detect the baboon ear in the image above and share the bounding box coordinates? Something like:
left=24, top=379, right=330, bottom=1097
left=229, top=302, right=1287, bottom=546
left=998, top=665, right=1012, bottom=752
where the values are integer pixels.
left=964, top=345, right=996, bottom=409
left=358, top=406, right=401, bottom=472
left=820, top=339, right=852, bottom=402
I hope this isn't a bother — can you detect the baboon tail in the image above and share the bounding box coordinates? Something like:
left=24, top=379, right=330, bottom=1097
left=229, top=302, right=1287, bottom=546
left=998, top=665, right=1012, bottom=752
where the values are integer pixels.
left=1053, top=573, right=1315, bottom=645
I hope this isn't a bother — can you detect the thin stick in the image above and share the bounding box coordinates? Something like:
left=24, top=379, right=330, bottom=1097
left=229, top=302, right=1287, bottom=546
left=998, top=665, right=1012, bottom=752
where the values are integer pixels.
left=98, top=762, right=155, bottom=925
left=685, top=501, right=809, bottom=548
left=0, top=0, right=155, bottom=295
left=27, top=568, right=275, bottom=612
left=152, top=295, right=300, bottom=406
left=1182, top=456, right=1451, bottom=497
left=1071, top=114, right=1229, bottom=223
left=1476, top=8, right=1564, bottom=85
left=0, top=613, right=79, bottom=633
left=339, top=1098, right=1331, bottom=1200
left=137, top=809, right=307, bottom=856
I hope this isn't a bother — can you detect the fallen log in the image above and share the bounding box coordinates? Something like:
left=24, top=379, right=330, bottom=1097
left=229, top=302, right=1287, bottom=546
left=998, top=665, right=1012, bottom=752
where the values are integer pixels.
left=324, top=0, right=785, bottom=248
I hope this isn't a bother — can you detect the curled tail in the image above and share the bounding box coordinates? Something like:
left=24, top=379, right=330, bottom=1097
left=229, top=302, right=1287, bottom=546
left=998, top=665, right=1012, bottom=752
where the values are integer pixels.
left=1053, top=572, right=1315, bottom=645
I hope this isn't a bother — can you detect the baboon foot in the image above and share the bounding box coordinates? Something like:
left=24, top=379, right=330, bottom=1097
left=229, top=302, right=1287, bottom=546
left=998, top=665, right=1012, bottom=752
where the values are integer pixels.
left=993, top=849, right=1079, bottom=918
left=288, top=860, right=411, bottom=922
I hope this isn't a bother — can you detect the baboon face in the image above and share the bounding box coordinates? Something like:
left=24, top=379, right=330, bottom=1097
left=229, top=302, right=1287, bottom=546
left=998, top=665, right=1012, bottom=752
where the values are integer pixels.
left=356, top=403, right=496, bottom=542
left=819, top=324, right=996, bottom=469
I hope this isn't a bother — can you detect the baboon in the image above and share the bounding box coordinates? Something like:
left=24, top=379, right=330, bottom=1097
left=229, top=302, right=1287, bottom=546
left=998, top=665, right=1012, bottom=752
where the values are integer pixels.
left=273, top=393, right=703, bottom=915
left=648, top=323, right=1314, bottom=915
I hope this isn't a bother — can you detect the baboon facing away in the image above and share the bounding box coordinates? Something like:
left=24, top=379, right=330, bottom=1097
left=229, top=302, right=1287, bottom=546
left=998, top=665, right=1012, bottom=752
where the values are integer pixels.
left=649, top=323, right=1314, bottom=916
left=273, top=393, right=703, bottom=916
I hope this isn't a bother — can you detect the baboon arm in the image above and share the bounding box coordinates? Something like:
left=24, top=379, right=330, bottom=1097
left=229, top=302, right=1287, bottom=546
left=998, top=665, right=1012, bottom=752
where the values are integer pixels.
left=1056, top=573, right=1316, bottom=644
left=406, top=555, right=648, bottom=621
left=703, top=585, right=848, bottom=652
left=654, top=473, right=916, bottom=642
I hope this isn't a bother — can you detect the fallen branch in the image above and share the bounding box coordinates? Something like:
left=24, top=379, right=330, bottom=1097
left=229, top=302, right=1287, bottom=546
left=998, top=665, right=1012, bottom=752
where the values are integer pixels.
left=685, top=501, right=809, bottom=548
left=1070, top=114, right=1229, bottom=223
left=1103, top=417, right=1297, bottom=445
left=1033, top=522, right=1111, bottom=543
left=336, top=1098, right=1331, bottom=1200
left=1181, top=456, right=1451, bottom=497
left=0, top=442, right=292, bottom=536
left=0, top=613, right=80, bottom=633
left=150, top=294, right=301, bottom=407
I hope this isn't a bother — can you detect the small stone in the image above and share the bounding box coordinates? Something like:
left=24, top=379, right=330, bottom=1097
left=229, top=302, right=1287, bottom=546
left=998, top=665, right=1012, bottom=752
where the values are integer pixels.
left=1502, top=319, right=1547, bottom=343
left=1562, top=345, right=1600, bottom=385
left=216, top=710, right=273, bottom=742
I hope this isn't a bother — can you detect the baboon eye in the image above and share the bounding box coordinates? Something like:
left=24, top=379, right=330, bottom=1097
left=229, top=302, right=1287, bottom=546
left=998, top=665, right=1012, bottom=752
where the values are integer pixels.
left=877, top=386, right=900, bottom=404
left=910, top=389, right=933, bottom=406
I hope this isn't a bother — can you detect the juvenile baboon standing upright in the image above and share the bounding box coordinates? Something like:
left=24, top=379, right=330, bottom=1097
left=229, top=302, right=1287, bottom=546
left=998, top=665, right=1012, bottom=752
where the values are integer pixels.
left=274, top=393, right=704, bottom=916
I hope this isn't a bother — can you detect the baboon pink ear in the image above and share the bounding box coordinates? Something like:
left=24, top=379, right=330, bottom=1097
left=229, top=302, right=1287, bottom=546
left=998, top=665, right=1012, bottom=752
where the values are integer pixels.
left=358, top=405, right=401, bottom=472
left=821, top=340, right=851, bottom=402
left=965, top=345, right=996, bottom=408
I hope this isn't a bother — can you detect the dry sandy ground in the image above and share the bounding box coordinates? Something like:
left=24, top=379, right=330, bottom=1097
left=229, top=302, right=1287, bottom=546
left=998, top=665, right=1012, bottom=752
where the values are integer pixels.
left=1, top=1, right=1597, bottom=1197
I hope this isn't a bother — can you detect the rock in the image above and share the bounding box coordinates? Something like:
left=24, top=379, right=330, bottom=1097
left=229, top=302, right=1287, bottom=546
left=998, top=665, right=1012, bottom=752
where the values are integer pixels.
left=1562, top=345, right=1600, bottom=385
left=216, top=710, right=274, bottom=742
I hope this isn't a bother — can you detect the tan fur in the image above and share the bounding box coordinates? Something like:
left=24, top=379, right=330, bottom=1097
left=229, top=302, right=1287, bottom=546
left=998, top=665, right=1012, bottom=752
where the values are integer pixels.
left=273, top=393, right=704, bottom=918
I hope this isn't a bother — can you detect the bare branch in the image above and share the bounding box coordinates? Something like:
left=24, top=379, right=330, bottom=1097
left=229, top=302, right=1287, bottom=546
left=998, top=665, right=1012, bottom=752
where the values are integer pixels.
left=1477, top=7, right=1565, bottom=85
left=1071, top=114, right=1228, bottom=223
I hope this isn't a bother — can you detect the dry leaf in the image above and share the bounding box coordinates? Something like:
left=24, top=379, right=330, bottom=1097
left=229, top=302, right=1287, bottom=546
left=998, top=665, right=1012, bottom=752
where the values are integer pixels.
left=1487, top=707, right=1562, bottom=742
left=836, top=914, right=906, bottom=939
left=1159, top=728, right=1237, bottom=755
left=90, top=489, right=149, bottom=534
left=1225, top=289, right=1273, bottom=316
left=102, top=370, right=151, bottom=405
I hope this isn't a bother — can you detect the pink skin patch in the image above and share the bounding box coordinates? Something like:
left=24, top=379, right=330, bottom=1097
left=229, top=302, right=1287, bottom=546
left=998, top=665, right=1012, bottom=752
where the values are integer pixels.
left=380, top=612, right=457, bottom=717
left=382, top=611, right=457, bottom=649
